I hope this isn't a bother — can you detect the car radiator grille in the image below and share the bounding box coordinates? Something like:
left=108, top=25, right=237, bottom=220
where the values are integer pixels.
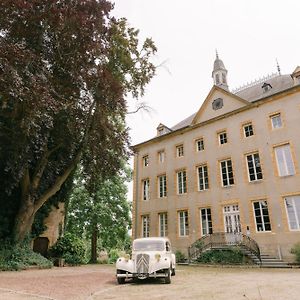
left=136, top=254, right=150, bottom=274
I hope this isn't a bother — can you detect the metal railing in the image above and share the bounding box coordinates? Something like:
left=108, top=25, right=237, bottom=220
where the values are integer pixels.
left=188, top=232, right=261, bottom=263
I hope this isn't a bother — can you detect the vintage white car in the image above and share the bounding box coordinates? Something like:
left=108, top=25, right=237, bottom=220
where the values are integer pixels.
left=116, top=237, right=176, bottom=284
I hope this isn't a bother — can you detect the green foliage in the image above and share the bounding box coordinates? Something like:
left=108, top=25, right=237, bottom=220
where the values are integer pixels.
left=196, top=247, right=245, bottom=264
left=108, top=249, right=125, bottom=264
left=175, top=250, right=187, bottom=263
left=291, top=242, right=300, bottom=263
left=48, top=233, right=86, bottom=265
left=0, top=0, right=156, bottom=243
left=0, top=241, right=52, bottom=271
left=65, top=164, right=132, bottom=261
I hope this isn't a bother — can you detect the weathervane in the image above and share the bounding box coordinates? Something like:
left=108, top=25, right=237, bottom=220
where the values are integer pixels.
left=276, top=58, right=281, bottom=75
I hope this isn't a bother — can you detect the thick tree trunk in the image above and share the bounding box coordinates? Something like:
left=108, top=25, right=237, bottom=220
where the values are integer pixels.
left=13, top=151, right=82, bottom=243
left=91, top=226, right=98, bottom=263
left=14, top=195, right=36, bottom=243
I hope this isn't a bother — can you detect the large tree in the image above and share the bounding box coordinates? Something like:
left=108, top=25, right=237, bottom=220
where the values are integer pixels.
left=65, top=164, right=131, bottom=263
left=0, top=0, right=156, bottom=243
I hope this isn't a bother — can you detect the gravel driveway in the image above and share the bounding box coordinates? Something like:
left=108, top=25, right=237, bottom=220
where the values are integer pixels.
left=1, top=264, right=300, bottom=300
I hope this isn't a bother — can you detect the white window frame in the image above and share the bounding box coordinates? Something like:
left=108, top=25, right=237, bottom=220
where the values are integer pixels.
left=244, top=123, right=254, bottom=137
left=178, top=211, right=189, bottom=236
left=196, top=138, right=204, bottom=151
left=285, top=195, right=300, bottom=231
left=246, top=152, right=263, bottom=181
left=158, top=150, right=165, bottom=163
left=176, top=145, right=184, bottom=157
left=159, top=213, right=168, bottom=237
left=220, top=159, right=234, bottom=186
left=142, top=155, right=149, bottom=167
left=200, top=208, right=213, bottom=236
left=142, top=215, right=150, bottom=237
left=274, top=144, right=295, bottom=176
left=218, top=132, right=227, bottom=145
left=158, top=175, right=167, bottom=198
left=223, top=205, right=241, bottom=233
left=177, top=170, right=187, bottom=194
left=197, top=164, right=209, bottom=191
left=142, top=179, right=150, bottom=201
left=253, top=200, right=272, bottom=232
left=271, top=113, right=282, bottom=129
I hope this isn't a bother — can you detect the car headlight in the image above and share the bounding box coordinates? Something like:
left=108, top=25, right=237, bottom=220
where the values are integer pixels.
left=124, top=254, right=130, bottom=262
left=155, top=253, right=161, bottom=261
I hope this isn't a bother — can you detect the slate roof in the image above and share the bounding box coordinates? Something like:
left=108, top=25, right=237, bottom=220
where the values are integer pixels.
left=171, top=73, right=294, bottom=131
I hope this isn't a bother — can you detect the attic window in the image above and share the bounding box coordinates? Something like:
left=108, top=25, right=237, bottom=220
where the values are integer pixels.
left=158, top=127, right=164, bottom=136
left=262, top=82, right=272, bottom=93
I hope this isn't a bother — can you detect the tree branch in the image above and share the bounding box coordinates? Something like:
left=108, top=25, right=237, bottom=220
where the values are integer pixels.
left=32, top=143, right=62, bottom=189
left=127, top=101, right=154, bottom=115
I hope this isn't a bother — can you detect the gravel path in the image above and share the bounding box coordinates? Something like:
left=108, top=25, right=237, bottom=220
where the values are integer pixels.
left=1, top=264, right=300, bottom=300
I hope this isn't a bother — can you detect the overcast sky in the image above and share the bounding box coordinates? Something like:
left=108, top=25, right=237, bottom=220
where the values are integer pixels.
left=112, top=0, right=300, bottom=147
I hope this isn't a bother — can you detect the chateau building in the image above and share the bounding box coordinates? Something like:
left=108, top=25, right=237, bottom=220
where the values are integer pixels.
left=132, top=54, right=300, bottom=261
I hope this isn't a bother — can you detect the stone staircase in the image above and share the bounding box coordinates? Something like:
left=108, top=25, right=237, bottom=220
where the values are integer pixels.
left=242, top=248, right=290, bottom=268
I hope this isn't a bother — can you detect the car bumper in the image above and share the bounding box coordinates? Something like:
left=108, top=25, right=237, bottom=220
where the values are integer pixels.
left=116, top=272, right=168, bottom=279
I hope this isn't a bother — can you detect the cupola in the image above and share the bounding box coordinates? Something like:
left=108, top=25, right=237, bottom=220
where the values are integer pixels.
left=212, top=51, right=229, bottom=90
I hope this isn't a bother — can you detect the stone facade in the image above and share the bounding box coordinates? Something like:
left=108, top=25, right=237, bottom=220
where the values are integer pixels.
left=132, top=56, right=300, bottom=261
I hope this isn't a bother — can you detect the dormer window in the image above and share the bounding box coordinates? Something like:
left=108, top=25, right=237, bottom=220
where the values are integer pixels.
left=156, top=123, right=171, bottom=136
left=262, top=82, right=272, bottom=93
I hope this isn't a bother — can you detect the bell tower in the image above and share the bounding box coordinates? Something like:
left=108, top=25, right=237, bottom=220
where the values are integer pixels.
left=212, top=51, right=228, bottom=90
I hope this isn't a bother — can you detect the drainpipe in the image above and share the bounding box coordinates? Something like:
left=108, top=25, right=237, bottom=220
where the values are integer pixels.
left=134, top=151, right=139, bottom=239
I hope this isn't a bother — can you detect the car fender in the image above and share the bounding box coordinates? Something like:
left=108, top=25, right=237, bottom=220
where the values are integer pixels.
left=116, top=257, right=134, bottom=273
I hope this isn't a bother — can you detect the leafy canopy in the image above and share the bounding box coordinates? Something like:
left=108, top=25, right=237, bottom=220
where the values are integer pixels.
left=0, top=0, right=156, bottom=241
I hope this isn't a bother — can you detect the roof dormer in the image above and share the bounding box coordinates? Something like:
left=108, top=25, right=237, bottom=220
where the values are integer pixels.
left=261, top=82, right=272, bottom=93
left=291, top=66, right=300, bottom=86
left=156, top=123, right=171, bottom=136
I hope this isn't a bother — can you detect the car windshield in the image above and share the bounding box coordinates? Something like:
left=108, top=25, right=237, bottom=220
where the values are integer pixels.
left=133, top=240, right=165, bottom=251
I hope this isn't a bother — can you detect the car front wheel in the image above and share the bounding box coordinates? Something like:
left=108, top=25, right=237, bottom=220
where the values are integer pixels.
left=164, top=268, right=171, bottom=284
left=117, top=270, right=126, bottom=284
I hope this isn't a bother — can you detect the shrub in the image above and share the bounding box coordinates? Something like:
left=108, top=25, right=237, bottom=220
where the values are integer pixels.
left=175, top=250, right=187, bottom=263
left=49, top=233, right=85, bottom=265
left=108, top=249, right=125, bottom=264
left=196, top=247, right=245, bottom=264
left=291, top=242, right=300, bottom=263
left=0, top=241, right=53, bottom=271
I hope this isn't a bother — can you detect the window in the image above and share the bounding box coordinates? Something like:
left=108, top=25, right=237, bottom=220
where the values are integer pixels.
left=220, top=159, right=234, bottom=186
left=274, top=144, right=295, bottom=176
left=200, top=208, right=213, bottom=235
left=176, top=144, right=184, bottom=157
left=218, top=131, right=227, bottom=145
left=262, top=82, right=272, bottom=92
left=178, top=211, right=189, bottom=236
left=159, top=213, right=168, bottom=237
left=246, top=152, right=263, bottom=181
left=222, top=73, right=227, bottom=84
left=216, top=74, right=220, bottom=84
left=197, top=165, right=209, bottom=191
left=253, top=201, right=272, bottom=232
left=177, top=170, right=187, bottom=194
left=244, top=123, right=254, bottom=137
left=142, top=215, right=150, bottom=237
left=270, top=113, right=282, bottom=129
left=223, top=205, right=241, bottom=233
left=142, top=155, right=149, bottom=167
left=142, top=179, right=150, bottom=200
left=285, top=195, right=300, bottom=230
left=158, top=150, right=165, bottom=163
left=196, top=138, right=204, bottom=151
left=158, top=175, right=167, bottom=198
left=158, top=128, right=164, bottom=136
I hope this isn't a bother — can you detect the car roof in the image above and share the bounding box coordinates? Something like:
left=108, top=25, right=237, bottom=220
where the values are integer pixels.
left=133, top=237, right=171, bottom=243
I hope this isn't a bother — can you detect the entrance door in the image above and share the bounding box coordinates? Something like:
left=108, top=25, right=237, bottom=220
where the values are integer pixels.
left=223, top=205, right=241, bottom=244
left=33, top=237, right=49, bottom=256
